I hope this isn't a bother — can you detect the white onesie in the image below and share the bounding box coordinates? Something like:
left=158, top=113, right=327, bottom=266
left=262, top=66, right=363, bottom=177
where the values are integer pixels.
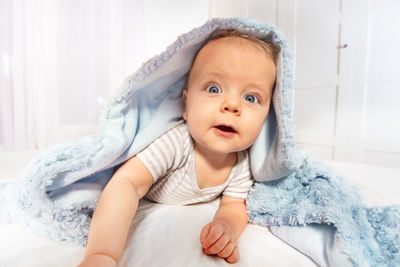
left=137, top=121, right=254, bottom=205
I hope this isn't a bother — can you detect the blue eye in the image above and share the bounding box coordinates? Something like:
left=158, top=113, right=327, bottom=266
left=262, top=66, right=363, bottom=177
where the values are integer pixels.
left=206, top=85, right=221, bottom=94
left=244, top=94, right=259, bottom=103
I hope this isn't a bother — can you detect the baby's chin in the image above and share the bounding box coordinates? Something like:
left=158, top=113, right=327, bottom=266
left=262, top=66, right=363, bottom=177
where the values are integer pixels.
left=201, top=143, right=252, bottom=156
left=191, top=131, right=255, bottom=155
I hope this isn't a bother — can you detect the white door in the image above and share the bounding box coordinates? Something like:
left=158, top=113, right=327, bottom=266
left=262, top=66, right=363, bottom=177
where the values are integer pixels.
left=339, top=0, right=400, bottom=168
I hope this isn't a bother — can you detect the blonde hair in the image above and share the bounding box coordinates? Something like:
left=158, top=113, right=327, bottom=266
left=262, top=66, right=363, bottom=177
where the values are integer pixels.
left=207, top=29, right=281, bottom=65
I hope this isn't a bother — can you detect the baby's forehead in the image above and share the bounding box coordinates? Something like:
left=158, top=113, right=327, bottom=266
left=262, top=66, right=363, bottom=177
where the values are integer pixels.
left=202, top=36, right=269, bottom=55
left=187, top=36, right=275, bottom=76
left=185, top=36, right=277, bottom=94
left=190, top=37, right=270, bottom=70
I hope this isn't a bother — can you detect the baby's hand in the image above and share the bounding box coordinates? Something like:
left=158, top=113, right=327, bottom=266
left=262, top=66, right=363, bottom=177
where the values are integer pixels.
left=200, top=221, right=240, bottom=263
left=77, top=254, right=117, bottom=267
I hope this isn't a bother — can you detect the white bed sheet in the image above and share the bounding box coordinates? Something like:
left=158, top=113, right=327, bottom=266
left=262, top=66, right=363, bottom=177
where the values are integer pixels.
left=0, top=151, right=399, bottom=267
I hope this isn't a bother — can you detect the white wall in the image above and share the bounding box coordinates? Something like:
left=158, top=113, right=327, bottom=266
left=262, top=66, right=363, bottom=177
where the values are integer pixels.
left=0, top=0, right=209, bottom=151
left=143, top=0, right=209, bottom=58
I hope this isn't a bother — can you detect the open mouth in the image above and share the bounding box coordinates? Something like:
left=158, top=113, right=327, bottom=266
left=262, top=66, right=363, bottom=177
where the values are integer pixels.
left=215, top=125, right=237, bottom=133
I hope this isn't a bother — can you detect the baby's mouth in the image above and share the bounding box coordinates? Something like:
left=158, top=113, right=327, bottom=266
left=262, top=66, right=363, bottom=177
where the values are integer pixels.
left=214, top=125, right=237, bottom=133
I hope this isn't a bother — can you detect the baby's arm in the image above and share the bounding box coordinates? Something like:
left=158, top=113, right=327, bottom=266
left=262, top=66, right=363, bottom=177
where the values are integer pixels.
left=200, top=195, right=248, bottom=263
left=78, top=156, right=153, bottom=267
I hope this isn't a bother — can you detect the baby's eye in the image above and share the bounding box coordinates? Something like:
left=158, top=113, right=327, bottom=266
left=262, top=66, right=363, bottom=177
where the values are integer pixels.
left=244, top=94, right=259, bottom=103
left=206, top=85, right=222, bottom=94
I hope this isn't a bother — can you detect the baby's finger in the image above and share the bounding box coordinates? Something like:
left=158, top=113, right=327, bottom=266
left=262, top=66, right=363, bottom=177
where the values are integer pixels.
left=217, top=241, right=235, bottom=258
left=226, top=246, right=240, bottom=264
left=203, top=224, right=224, bottom=249
left=200, top=223, right=212, bottom=247
left=204, top=232, right=229, bottom=255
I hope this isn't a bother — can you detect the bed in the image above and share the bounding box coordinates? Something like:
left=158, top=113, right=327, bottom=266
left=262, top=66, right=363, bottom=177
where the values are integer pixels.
left=0, top=150, right=399, bottom=267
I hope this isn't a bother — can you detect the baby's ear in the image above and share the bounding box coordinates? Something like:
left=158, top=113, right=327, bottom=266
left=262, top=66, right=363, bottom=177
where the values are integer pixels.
left=182, top=89, right=188, bottom=120
left=183, top=88, right=187, bottom=101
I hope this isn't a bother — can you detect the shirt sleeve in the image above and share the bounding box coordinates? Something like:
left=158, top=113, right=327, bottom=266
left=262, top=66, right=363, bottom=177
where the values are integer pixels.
left=136, top=123, right=185, bottom=182
left=223, top=151, right=254, bottom=199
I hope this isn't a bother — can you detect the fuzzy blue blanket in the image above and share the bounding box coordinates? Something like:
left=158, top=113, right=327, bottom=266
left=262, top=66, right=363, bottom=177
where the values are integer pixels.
left=0, top=18, right=399, bottom=266
left=247, top=155, right=400, bottom=266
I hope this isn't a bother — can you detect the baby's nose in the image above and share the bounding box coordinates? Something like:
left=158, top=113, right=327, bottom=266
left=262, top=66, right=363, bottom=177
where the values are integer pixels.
left=221, top=97, right=241, bottom=115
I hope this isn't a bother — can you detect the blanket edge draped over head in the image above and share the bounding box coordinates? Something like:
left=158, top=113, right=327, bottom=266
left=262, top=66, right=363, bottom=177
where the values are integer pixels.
left=0, top=18, right=399, bottom=267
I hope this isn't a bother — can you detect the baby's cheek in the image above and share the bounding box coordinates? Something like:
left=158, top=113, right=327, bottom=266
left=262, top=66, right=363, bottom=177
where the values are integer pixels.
left=250, top=123, right=264, bottom=140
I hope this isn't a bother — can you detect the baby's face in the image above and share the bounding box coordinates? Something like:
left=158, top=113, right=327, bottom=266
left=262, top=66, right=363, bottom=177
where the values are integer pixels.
left=183, top=37, right=276, bottom=156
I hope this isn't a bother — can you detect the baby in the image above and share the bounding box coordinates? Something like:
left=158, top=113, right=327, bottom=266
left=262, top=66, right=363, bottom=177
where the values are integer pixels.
left=79, top=29, right=278, bottom=266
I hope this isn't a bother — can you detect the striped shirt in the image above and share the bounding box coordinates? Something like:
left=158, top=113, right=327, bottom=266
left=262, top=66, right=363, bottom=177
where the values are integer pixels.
left=137, top=121, right=254, bottom=205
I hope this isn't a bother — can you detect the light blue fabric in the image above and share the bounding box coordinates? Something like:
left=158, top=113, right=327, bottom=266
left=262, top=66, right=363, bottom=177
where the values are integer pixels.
left=247, top=156, right=400, bottom=266
left=0, top=18, right=399, bottom=266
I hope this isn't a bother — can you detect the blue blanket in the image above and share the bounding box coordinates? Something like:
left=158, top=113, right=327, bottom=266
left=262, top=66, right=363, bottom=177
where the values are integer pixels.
left=248, top=155, right=400, bottom=266
left=0, top=18, right=399, bottom=266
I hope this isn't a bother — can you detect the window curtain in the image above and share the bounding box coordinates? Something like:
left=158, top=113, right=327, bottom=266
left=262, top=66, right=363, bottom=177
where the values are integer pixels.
left=0, top=0, right=145, bottom=151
